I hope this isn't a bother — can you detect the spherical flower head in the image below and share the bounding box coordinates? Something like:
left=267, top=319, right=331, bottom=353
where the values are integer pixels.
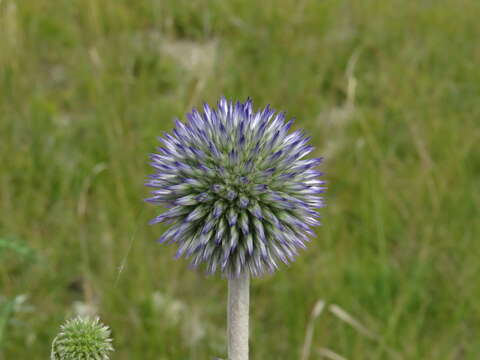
left=51, top=317, right=114, bottom=360
left=146, top=97, right=325, bottom=277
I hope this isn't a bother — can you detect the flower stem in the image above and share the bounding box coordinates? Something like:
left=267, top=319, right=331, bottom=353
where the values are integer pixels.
left=227, top=272, right=249, bottom=360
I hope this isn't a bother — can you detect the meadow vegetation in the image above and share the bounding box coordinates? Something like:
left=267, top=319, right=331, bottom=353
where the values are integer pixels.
left=1, top=0, right=479, bottom=359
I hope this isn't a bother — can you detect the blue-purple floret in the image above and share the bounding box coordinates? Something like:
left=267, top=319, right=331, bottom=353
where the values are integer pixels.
left=146, top=97, right=325, bottom=277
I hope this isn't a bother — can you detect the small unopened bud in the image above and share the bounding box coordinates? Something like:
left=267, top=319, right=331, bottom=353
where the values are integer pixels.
left=51, top=317, right=113, bottom=360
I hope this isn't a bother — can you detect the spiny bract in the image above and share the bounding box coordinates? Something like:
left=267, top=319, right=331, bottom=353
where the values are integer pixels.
left=146, top=97, right=325, bottom=277
left=51, top=317, right=114, bottom=360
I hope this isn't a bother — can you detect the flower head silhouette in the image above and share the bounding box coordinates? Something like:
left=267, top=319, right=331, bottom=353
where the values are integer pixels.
left=146, top=97, right=325, bottom=277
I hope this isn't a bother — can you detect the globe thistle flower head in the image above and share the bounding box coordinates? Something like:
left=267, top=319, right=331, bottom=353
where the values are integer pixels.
left=146, top=97, right=325, bottom=278
left=51, top=317, right=113, bottom=360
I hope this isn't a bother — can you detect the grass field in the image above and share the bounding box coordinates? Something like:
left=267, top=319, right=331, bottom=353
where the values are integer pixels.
left=1, top=0, right=480, bottom=359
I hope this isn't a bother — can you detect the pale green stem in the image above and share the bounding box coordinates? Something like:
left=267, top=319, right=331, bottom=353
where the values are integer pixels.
left=227, top=272, right=250, bottom=360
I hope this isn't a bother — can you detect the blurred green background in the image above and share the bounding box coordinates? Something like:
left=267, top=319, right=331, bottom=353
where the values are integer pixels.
left=1, top=0, right=479, bottom=359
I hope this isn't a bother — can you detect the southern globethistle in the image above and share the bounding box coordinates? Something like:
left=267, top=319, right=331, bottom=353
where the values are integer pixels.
left=50, top=317, right=114, bottom=360
left=146, top=97, right=325, bottom=277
